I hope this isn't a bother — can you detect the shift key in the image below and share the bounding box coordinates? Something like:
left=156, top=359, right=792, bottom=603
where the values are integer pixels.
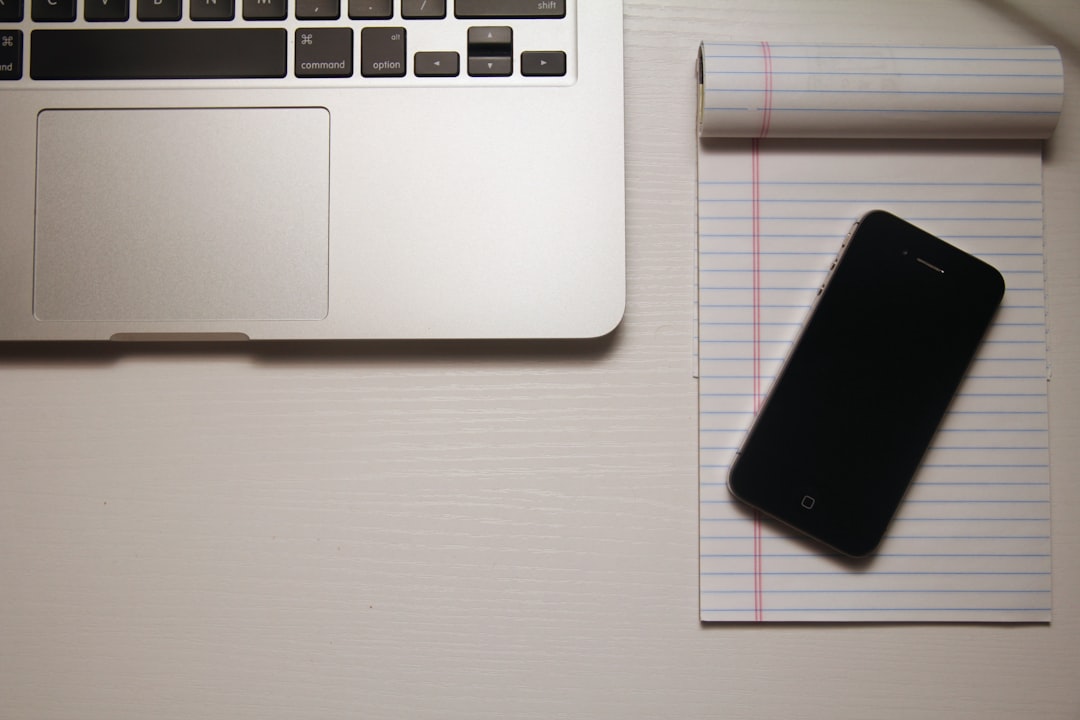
left=455, top=0, right=564, bottom=18
left=361, top=26, right=405, bottom=77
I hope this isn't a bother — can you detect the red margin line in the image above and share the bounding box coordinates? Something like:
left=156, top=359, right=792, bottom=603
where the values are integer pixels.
left=749, top=40, right=773, bottom=622
left=759, top=41, right=774, bottom=139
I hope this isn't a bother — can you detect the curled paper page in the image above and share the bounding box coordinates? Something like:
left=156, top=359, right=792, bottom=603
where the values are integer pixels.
left=697, top=42, right=1064, bottom=139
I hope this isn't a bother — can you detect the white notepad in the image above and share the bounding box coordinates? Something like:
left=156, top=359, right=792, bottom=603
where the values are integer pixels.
left=696, top=43, right=1063, bottom=622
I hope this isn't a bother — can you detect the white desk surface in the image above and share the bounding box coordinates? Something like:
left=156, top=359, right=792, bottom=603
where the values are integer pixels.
left=2, top=3, right=1078, bottom=718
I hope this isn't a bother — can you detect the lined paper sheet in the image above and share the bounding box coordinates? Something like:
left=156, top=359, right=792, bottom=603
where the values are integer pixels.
left=697, top=43, right=1061, bottom=623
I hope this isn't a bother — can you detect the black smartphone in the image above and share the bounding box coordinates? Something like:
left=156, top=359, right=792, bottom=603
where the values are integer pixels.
left=727, top=210, right=1006, bottom=557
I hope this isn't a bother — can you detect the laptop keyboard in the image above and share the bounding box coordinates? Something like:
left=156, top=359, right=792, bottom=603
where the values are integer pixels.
left=0, top=0, right=574, bottom=83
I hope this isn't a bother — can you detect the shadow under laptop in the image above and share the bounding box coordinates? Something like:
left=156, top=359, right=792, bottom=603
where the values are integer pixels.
left=0, top=330, right=622, bottom=368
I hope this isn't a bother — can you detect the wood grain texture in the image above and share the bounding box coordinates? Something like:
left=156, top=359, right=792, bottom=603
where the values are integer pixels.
left=1, top=2, right=1078, bottom=718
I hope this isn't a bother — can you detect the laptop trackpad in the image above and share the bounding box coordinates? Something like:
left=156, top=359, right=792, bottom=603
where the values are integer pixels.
left=34, top=108, right=330, bottom=322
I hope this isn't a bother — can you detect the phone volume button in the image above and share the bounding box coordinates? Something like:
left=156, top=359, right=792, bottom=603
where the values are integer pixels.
left=842, top=221, right=859, bottom=248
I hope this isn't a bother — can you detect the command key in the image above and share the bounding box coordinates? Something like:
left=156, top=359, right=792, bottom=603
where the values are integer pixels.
left=0, top=30, right=20, bottom=80
left=295, top=27, right=352, bottom=78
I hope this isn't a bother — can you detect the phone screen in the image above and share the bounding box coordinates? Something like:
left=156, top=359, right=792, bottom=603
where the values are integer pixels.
left=727, top=211, right=1005, bottom=557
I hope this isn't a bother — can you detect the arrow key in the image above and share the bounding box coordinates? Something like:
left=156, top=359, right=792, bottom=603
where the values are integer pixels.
left=521, top=50, right=565, bottom=77
left=467, top=25, right=511, bottom=77
left=467, top=25, right=511, bottom=52
left=414, top=51, right=459, bottom=77
left=468, top=55, right=511, bottom=77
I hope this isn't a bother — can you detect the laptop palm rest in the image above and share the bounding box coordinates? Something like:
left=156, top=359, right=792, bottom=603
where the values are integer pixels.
left=33, top=107, right=330, bottom=323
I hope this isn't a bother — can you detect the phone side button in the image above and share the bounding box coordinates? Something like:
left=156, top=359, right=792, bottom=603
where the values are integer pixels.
left=843, top=220, right=860, bottom=246
left=800, top=495, right=816, bottom=510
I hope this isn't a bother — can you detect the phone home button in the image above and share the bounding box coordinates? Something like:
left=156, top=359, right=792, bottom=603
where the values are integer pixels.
left=801, top=495, right=816, bottom=510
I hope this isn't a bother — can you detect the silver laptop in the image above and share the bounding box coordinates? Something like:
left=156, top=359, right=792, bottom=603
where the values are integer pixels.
left=0, top=1, right=625, bottom=340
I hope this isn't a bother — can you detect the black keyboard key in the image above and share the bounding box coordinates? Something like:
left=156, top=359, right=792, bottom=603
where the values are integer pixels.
left=347, top=0, right=388, bottom=19
left=0, top=29, right=20, bottom=79
left=468, top=55, right=510, bottom=76
left=455, top=0, right=564, bottom=19
left=467, top=25, right=511, bottom=77
left=401, top=0, right=443, bottom=19
left=32, top=0, right=75, bottom=21
left=190, top=0, right=233, bottom=20
left=295, top=27, right=351, bottom=77
left=30, top=29, right=287, bottom=80
left=85, top=0, right=129, bottom=21
left=0, top=0, right=24, bottom=21
left=521, top=50, right=564, bottom=76
left=295, top=0, right=337, bottom=19
left=360, top=26, right=405, bottom=77
left=243, top=0, right=285, bottom=20
left=468, top=25, right=511, bottom=51
left=138, top=0, right=180, bottom=20
left=414, top=51, right=457, bottom=77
